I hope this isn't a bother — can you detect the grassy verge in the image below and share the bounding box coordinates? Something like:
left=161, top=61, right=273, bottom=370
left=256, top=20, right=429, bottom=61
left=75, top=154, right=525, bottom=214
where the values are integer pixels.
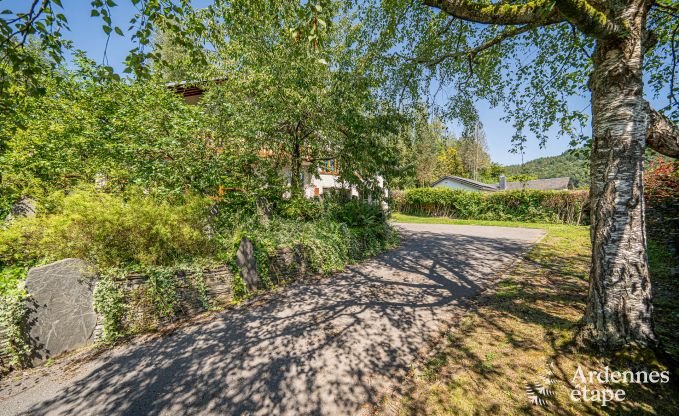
left=382, top=214, right=679, bottom=415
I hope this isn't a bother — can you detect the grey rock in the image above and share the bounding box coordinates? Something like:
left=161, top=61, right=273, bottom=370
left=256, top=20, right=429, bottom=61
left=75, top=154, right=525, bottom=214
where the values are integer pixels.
left=5, top=197, right=37, bottom=222
left=24, top=259, right=98, bottom=365
left=255, top=196, right=272, bottom=224
left=235, top=237, right=261, bottom=291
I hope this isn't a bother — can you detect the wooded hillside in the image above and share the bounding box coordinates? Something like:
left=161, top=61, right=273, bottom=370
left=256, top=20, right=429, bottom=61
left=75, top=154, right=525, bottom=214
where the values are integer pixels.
left=504, top=150, right=589, bottom=187
left=504, top=149, right=674, bottom=189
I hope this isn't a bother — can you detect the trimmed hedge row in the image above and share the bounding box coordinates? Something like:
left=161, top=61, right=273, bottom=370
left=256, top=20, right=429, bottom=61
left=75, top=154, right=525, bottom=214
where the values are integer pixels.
left=392, top=188, right=589, bottom=225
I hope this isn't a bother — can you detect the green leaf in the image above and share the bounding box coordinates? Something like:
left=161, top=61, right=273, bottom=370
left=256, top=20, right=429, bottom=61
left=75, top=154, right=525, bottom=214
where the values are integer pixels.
left=114, top=26, right=123, bottom=36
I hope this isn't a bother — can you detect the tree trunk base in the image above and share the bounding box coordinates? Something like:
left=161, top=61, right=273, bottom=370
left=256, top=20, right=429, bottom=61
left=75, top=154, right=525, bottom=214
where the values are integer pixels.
left=576, top=322, right=658, bottom=352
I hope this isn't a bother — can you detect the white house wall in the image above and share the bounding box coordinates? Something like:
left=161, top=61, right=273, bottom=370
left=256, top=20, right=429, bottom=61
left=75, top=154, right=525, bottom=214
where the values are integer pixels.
left=304, top=173, right=359, bottom=198
left=282, top=165, right=385, bottom=200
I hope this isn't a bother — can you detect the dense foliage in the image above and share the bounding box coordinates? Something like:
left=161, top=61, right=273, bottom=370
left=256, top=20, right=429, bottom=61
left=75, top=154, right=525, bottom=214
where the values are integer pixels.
left=156, top=1, right=405, bottom=198
left=1, top=56, right=233, bottom=200
left=0, top=189, right=396, bottom=360
left=0, top=1, right=405, bottom=366
left=0, top=191, right=394, bottom=286
left=393, top=188, right=588, bottom=225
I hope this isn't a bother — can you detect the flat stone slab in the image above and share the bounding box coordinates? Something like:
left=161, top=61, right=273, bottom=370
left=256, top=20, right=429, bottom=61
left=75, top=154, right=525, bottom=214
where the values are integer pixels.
left=24, top=259, right=97, bottom=365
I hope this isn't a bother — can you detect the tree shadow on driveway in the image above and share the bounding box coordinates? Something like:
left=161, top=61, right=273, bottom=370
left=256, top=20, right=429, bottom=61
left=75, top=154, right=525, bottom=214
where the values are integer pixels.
left=9, top=224, right=544, bottom=416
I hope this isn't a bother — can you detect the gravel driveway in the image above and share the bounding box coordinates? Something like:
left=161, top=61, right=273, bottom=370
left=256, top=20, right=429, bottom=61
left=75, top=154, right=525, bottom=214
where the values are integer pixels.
left=0, top=223, right=545, bottom=416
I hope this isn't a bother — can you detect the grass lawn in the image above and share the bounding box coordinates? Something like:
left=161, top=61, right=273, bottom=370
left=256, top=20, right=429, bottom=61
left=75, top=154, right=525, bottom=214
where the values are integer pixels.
left=382, top=214, right=679, bottom=415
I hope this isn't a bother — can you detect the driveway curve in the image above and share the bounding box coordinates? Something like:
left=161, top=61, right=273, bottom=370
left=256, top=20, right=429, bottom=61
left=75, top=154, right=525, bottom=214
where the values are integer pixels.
left=0, top=223, right=545, bottom=416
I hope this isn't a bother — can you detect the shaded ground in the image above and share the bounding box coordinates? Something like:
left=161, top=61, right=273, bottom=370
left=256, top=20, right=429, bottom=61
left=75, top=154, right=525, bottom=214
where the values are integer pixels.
left=0, top=223, right=544, bottom=416
left=380, top=217, right=679, bottom=416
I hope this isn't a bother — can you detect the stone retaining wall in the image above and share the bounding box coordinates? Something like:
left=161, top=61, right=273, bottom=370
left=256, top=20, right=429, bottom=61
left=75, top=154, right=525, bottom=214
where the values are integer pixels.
left=1, top=240, right=313, bottom=372
left=0, top=327, right=11, bottom=370
left=103, top=265, right=236, bottom=337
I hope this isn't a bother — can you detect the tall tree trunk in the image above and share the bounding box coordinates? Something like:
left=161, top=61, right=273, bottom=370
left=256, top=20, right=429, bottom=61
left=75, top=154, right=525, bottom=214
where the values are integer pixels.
left=581, top=1, right=656, bottom=349
left=290, top=138, right=303, bottom=197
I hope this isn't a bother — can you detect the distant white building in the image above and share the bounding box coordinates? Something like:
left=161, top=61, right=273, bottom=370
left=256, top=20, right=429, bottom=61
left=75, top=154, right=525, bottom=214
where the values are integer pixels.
left=298, top=160, right=387, bottom=201
left=301, top=160, right=361, bottom=199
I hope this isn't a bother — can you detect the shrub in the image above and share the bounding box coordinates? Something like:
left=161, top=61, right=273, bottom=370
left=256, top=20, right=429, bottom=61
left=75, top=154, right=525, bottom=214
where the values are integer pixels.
left=0, top=281, right=30, bottom=369
left=0, top=189, right=216, bottom=268
left=0, top=265, right=26, bottom=295
left=245, top=219, right=351, bottom=275
left=277, top=197, right=323, bottom=221
left=326, top=199, right=386, bottom=228
left=0, top=187, right=20, bottom=221
left=645, top=157, right=679, bottom=201
left=242, top=203, right=397, bottom=277
left=92, top=275, right=127, bottom=343
left=393, top=187, right=588, bottom=225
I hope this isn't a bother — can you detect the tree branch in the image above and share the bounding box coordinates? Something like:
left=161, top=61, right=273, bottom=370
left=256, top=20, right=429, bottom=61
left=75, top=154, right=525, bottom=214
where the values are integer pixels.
left=554, top=0, right=627, bottom=39
left=646, top=105, right=679, bottom=158
left=403, top=23, right=543, bottom=67
left=0, top=0, right=47, bottom=51
left=421, top=0, right=564, bottom=25
left=653, top=1, right=679, bottom=15
left=422, top=0, right=626, bottom=40
left=458, top=24, right=536, bottom=60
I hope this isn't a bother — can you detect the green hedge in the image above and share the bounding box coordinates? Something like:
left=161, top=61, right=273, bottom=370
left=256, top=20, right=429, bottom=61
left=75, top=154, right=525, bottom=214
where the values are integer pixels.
left=392, top=188, right=589, bottom=225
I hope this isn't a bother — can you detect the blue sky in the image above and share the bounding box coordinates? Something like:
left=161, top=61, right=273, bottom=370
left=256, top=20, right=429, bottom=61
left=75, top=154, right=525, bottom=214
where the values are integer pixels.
left=5, top=1, right=670, bottom=165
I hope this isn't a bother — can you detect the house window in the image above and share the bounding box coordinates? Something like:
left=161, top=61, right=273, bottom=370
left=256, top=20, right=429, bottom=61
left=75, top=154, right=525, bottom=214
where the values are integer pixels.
left=320, top=159, right=338, bottom=175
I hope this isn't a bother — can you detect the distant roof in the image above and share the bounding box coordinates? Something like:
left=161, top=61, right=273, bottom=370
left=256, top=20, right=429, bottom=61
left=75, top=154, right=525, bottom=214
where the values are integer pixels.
left=166, top=78, right=225, bottom=98
left=165, top=77, right=225, bottom=88
left=431, top=175, right=574, bottom=192
left=431, top=176, right=498, bottom=192
left=504, top=177, right=573, bottom=191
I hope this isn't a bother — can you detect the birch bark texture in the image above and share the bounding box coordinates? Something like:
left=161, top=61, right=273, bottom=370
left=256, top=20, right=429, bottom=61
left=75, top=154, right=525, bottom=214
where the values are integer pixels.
left=584, top=0, right=655, bottom=349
